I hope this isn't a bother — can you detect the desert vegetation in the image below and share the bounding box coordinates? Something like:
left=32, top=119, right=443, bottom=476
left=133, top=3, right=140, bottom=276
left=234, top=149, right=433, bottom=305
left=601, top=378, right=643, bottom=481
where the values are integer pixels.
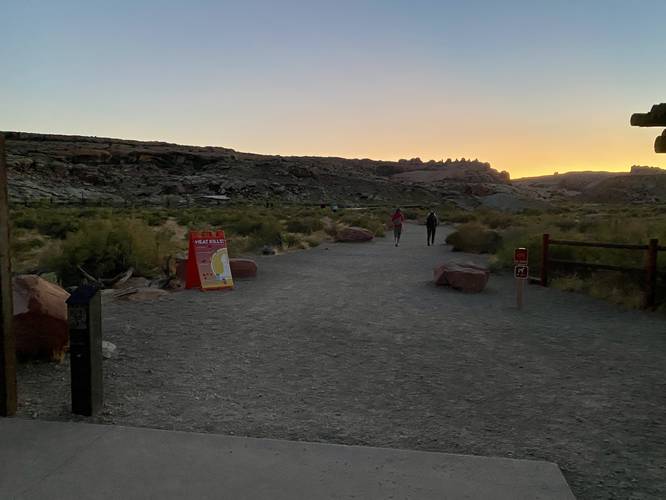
left=443, top=203, right=666, bottom=310
left=9, top=201, right=665, bottom=309
left=7, top=203, right=419, bottom=286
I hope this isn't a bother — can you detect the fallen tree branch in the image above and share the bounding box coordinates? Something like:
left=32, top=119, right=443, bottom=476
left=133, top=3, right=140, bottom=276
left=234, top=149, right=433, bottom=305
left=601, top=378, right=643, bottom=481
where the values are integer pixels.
left=77, top=265, right=104, bottom=287
left=106, top=267, right=134, bottom=287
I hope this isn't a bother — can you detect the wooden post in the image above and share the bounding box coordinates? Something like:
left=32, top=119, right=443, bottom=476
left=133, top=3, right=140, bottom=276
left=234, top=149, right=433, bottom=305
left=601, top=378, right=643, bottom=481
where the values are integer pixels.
left=0, top=133, right=17, bottom=416
left=644, top=238, right=658, bottom=309
left=540, top=233, right=550, bottom=287
left=516, top=277, right=525, bottom=309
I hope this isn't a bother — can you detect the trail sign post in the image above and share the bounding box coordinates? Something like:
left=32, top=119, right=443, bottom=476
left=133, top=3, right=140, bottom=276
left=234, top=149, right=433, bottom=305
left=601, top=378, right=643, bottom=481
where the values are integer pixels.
left=514, top=248, right=528, bottom=310
left=67, top=285, right=103, bottom=416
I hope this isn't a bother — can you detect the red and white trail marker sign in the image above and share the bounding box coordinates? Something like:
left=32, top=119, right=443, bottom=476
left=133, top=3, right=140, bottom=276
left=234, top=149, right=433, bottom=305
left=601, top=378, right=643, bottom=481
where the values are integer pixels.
left=514, top=247, right=528, bottom=264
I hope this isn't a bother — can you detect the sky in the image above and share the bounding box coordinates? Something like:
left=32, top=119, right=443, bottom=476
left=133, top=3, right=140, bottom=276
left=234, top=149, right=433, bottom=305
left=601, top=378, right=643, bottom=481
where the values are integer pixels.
left=1, top=0, right=665, bottom=178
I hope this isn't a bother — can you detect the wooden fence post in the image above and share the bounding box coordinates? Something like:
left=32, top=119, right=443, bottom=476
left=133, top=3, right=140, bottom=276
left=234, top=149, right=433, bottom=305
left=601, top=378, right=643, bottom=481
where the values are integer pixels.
left=0, top=133, right=17, bottom=416
left=644, top=238, right=658, bottom=309
left=540, top=233, right=550, bottom=287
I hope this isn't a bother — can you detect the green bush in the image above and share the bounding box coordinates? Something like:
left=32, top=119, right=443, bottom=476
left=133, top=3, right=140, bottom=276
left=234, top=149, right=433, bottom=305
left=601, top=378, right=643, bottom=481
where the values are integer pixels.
left=446, top=223, right=502, bottom=253
left=337, top=213, right=386, bottom=237
left=282, top=232, right=301, bottom=248
left=476, top=209, right=516, bottom=229
left=143, top=210, right=168, bottom=227
left=11, top=237, right=45, bottom=254
left=285, top=217, right=324, bottom=234
left=43, top=218, right=176, bottom=286
left=12, top=209, right=80, bottom=239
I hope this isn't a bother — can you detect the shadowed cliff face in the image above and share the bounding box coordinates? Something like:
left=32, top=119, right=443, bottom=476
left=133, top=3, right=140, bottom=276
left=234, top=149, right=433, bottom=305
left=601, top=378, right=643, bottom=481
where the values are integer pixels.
left=3, top=132, right=514, bottom=207
left=514, top=166, right=666, bottom=203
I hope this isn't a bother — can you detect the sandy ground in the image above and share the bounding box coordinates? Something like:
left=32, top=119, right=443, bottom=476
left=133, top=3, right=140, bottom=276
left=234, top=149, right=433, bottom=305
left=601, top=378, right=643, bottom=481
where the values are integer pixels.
left=17, top=224, right=666, bottom=499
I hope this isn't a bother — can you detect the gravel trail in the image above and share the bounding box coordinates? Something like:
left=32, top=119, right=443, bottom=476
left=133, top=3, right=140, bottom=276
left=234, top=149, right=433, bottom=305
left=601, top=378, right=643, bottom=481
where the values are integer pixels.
left=18, top=223, right=666, bottom=499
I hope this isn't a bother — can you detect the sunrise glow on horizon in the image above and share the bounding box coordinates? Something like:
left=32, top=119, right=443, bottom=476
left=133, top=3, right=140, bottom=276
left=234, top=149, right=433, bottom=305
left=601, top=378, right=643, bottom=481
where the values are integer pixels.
left=2, top=0, right=665, bottom=179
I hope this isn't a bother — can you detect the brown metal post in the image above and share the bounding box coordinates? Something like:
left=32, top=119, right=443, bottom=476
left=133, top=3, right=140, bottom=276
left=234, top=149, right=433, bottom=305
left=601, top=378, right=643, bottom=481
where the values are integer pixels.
left=540, top=233, right=550, bottom=287
left=0, top=133, right=17, bottom=416
left=644, top=238, right=658, bottom=309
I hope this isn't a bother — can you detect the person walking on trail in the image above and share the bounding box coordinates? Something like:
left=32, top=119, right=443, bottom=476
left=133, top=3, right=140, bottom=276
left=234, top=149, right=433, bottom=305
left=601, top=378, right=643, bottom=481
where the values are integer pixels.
left=391, top=208, right=405, bottom=247
left=426, top=210, right=438, bottom=246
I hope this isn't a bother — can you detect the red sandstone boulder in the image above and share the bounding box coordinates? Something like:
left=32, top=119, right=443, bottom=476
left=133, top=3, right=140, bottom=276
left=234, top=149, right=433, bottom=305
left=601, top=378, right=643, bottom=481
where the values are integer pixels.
left=337, top=226, right=374, bottom=242
left=230, top=258, right=258, bottom=278
left=12, top=275, right=70, bottom=362
left=433, top=263, right=490, bottom=293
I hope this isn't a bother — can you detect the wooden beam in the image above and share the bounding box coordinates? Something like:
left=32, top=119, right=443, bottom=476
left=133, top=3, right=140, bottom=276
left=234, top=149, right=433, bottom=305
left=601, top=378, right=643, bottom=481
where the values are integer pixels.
left=655, top=130, right=666, bottom=154
left=631, top=103, right=666, bottom=127
left=0, top=133, right=17, bottom=416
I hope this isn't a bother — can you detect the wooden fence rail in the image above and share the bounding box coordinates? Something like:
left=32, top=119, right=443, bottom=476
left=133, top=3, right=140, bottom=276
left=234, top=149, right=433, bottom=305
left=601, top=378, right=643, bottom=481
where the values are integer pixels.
left=540, top=233, right=665, bottom=310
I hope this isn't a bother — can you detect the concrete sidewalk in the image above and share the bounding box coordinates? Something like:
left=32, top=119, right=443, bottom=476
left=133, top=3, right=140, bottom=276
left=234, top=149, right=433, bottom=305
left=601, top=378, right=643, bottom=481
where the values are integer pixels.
left=0, top=418, right=574, bottom=499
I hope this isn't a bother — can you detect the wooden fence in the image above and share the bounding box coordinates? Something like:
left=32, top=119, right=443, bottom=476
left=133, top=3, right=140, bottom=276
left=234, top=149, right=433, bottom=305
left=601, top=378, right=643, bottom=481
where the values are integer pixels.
left=539, top=233, right=665, bottom=309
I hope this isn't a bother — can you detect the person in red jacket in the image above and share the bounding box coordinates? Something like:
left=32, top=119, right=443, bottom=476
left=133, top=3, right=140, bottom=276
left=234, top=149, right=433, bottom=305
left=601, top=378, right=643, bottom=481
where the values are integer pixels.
left=391, top=208, right=405, bottom=247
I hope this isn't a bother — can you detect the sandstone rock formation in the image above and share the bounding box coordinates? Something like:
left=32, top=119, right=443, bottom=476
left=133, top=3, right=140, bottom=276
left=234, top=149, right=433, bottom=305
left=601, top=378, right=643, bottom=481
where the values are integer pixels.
left=337, top=227, right=374, bottom=242
left=433, top=263, right=490, bottom=293
left=12, top=275, right=70, bottom=361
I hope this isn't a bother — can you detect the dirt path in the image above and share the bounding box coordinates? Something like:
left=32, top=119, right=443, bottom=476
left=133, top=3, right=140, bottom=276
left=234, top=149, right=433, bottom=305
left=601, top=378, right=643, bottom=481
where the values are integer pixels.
left=18, top=223, right=666, bottom=499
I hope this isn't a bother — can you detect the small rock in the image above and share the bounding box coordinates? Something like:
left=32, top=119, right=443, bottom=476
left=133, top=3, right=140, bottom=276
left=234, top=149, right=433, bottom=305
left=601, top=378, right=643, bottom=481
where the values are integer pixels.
left=102, top=341, right=117, bottom=359
left=229, top=258, right=258, bottom=278
left=262, top=245, right=277, bottom=255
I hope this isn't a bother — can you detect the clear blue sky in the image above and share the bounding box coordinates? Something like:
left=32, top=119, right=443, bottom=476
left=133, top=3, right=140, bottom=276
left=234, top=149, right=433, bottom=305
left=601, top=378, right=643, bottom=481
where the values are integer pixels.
left=2, top=0, right=665, bottom=176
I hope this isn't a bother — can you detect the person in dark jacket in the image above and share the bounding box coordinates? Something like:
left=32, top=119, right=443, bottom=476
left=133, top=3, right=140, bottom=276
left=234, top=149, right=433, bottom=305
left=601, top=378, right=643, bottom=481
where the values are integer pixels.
left=426, top=210, right=438, bottom=246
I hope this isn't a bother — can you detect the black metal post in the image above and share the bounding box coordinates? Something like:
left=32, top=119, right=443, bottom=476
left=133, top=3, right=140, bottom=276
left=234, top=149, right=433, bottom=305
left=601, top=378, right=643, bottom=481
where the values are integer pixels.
left=67, top=285, right=103, bottom=416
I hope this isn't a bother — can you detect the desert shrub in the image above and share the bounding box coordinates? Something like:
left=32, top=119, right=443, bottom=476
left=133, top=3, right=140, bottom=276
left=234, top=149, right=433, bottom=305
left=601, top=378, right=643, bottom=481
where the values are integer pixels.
left=285, top=217, right=324, bottom=234
left=230, top=216, right=264, bottom=236
left=143, top=210, right=168, bottom=227
left=552, top=217, right=578, bottom=232
left=43, top=218, right=176, bottom=286
left=488, top=205, right=666, bottom=309
left=552, top=272, right=644, bottom=309
left=401, top=207, right=428, bottom=221
left=323, top=219, right=343, bottom=239
left=476, top=209, right=516, bottom=229
left=12, top=209, right=80, bottom=238
left=304, top=235, right=322, bottom=247
left=11, top=237, right=45, bottom=254
left=440, top=209, right=476, bottom=224
left=282, top=232, right=301, bottom=248
left=445, top=223, right=502, bottom=253
left=338, top=213, right=386, bottom=237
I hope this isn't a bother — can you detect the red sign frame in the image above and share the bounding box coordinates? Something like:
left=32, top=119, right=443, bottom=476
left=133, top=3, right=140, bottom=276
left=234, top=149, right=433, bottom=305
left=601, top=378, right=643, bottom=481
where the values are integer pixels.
left=185, top=230, right=234, bottom=291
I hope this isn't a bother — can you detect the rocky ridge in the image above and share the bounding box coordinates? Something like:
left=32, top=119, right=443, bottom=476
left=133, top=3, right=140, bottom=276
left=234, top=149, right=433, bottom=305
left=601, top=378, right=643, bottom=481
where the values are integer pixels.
left=4, top=132, right=536, bottom=210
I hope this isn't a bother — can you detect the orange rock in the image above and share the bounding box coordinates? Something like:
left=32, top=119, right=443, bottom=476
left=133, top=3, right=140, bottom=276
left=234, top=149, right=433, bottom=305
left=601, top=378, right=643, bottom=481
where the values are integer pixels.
left=337, top=226, right=374, bottom=242
left=229, top=258, right=258, bottom=278
left=12, top=275, right=70, bottom=362
left=434, top=263, right=490, bottom=293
